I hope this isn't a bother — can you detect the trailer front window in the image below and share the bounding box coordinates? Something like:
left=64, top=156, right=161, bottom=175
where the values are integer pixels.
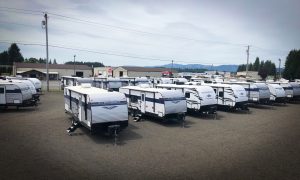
left=0, top=88, right=4, bottom=94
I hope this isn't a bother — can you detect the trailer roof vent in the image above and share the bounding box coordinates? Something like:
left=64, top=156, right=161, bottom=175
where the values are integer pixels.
left=81, top=83, right=91, bottom=88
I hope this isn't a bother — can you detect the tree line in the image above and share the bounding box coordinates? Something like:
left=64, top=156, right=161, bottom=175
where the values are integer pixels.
left=237, top=57, right=277, bottom=80
left=0, top=43, right=104, bottom=74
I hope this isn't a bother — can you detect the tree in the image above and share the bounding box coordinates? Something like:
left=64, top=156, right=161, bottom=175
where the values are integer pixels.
left=283, top=49, right=300, bottom=80
left=8, top=43, right=24, bottom=64
left=49, top=59, right=52, bottom=64
left=248, top=63, right=253, bottom=71
left=53, top=59, right=57, bottom=64
left=24, top=57, right=39, bottom=63
left=0, top=51, right=10, bottom=65
left=38, top=58, right=46, bottom=63
left=253, top=57, right=260, bottom=71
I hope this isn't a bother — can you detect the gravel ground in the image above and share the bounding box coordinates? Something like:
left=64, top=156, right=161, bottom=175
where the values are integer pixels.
left=0, top=92, right=299, bottom=180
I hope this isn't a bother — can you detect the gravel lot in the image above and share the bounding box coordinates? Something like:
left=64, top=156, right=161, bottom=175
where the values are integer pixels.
left=0, top=92, right=299, bottom=180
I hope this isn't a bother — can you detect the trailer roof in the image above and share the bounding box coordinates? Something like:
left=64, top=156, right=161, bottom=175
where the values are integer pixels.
left=157, top=84, right=214, bottom=92
left=65, top=85, right=126, bottom=102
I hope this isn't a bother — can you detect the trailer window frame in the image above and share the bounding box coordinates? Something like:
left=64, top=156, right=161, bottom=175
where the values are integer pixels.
left=0, top=87, right=4, bottom=94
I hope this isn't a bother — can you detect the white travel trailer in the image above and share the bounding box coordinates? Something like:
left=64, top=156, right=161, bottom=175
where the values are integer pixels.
left=119, top=77, right=151, bottom=86
left=289, top=82, right=300, bottom=99
left=61, top=76, right=93, bottom=90
left=64, top=84, right=128, bottom=134
left=6, top=77, right=42, bottom=94
left=9, top=79, right=39, bottom=101
left=268, top=82, right=293, bottom=100
left=223, top=82, right=260, bottom=103
left=93, top=77, right=123, bottom=91
left=253, top=82, right=271, bottom=104
left=156, top=84, right=217, bottom=115
left=0, top=81, right=37, bottom=108
left=267, top=84, right=286, bottom=103
left=119, top=86, right=187, bottom=122
left=205, top=84, right=249, bottom=111
left=154, top=78, right=188, bottom=86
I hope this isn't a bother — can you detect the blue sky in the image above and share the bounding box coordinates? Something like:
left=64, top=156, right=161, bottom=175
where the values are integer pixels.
left=0, top=0, right=299, bottom=67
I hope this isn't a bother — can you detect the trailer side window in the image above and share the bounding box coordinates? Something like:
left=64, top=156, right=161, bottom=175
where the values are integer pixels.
left=130, top=96, right=138, bottom=103
left=219, top=91, right=224, bottom=97
left=185, top=92, right=190, bottom=98
left=0, top=88, right=4, bottom=94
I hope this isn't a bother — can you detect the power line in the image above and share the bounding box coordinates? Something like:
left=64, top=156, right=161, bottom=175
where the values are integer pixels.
left=0, top=6, right=247, bottom=47
left=0, top=40, right=235, bottom=65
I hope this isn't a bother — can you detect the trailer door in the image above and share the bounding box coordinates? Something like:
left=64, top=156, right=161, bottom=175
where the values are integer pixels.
left=141, top=93, right=146, bottom=113
left=0, top=86, right=5, bottom=104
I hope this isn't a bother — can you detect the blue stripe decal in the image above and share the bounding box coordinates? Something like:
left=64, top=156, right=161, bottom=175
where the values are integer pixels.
left=6, top=89, right=22, bottom=93
left=125, top=94, right=185, bottom=104
left=244, top=88, right=259, bottom=92
left=283, top=87, right=293, bottom=90
left=90, top=101, right=127, bottom=107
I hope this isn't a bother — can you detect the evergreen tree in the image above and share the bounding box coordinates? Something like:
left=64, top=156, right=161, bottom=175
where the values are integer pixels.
left=8, top=43, right=24, bottom=64
left=283, top=49, right=300, bottom=80
left=53, top=59, right=57, bottom=64
left=253, top=57, right=260, bottom=71
left=0, top=51, right=9, bottom=65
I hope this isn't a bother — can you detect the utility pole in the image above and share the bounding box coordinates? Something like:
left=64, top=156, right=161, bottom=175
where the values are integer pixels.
left=42, top=13, right=49, bottom=92
left=246, top=45, right=250, bottom=77
left=171, top=60, right=173, bottom=73
left=278, top=58, right=281, bottom=79
left=73, top=55, right=76, bottom=76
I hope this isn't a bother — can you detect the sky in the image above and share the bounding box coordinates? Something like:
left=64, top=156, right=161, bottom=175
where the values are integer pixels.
left=0, top=0, right=299, bottom=67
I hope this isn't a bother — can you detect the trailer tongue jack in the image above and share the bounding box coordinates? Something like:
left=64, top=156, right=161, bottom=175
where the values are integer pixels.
left=66, top=120, right=80, bottom=135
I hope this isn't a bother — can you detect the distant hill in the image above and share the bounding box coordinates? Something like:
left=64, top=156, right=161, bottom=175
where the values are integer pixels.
left=147, top=63, right=239, bottom=72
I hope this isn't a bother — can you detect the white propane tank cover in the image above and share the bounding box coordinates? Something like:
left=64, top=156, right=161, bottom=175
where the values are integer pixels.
left=81, top=83, right=92, bottom=88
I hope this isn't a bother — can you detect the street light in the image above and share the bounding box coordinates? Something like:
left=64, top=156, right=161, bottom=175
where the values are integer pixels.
left=278, top=58, right=281, bottom=80
left=73, top=55, right=76, bottom=76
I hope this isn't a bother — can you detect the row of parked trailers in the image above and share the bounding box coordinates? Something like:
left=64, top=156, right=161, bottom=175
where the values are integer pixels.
left=63, top=77, right=300, bottom=136
left=0, top=77, right=42, bottom=108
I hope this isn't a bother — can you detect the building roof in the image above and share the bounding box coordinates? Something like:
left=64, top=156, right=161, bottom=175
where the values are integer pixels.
left=120, top=66, right=177, bottom=73
left=14, top=62, right=92, bottom=70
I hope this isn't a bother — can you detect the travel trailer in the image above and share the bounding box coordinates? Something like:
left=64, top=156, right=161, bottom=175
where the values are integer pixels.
left=223, top=81, right=260, bottom=103
left=204, top=84, right=249, bottom=111
left=93, top=77, right=124, bottom=91
left=119, top=86, right=187, bottom=123
left=289, top=82, right=300, bottom=99
left=156, top=84, right=217, bottom=115
left=64, top=84, right=128, bottom=134
left=9, top=79, right=40, bottom=101
left=61, top=76, right=93, bottom=90
left=267, top=84, right=286, bottom=103
left=0, top=81, right=37, bottom=108
left=253, top=82, right=271, bottom=104
left=268, top=82, right=293, bottom=100
left=153, top=78, right=188, bottom=86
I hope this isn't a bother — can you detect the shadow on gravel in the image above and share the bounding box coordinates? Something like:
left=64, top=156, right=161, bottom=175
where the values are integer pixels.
left=187, top=111, right=220, bottom=120
left=287, top=100, right=300, bottom=104
left=271, top=103, right=288, bottom=107
left=248, top=104, right=276, bottom=110
left=139, top=116, right=187, bottom=128
left=77, top=123, right=143, bottom=146
left=0, top=107, right=38, bottom=113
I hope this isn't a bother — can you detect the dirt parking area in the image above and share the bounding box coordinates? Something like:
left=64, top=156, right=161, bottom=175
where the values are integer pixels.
left=0, top=92, right=299, bottom=180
